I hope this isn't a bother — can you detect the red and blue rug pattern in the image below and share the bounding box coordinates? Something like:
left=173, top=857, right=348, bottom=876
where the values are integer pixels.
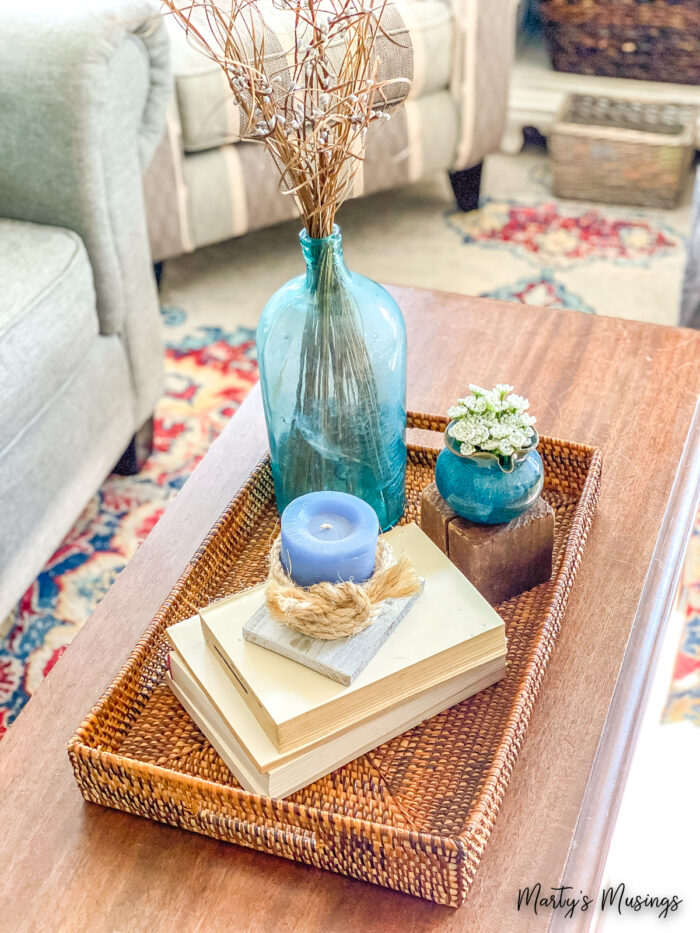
left=446, top=199, right=685, bottom=321
left=446, top=201, right=681, bottom=265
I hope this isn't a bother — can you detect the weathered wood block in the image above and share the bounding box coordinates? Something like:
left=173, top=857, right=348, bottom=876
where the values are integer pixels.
left=242, top=582, right=424, bottom=686
left=419, top=483, right=456, bottom=554
left=420, top=483, right=554, bottom=606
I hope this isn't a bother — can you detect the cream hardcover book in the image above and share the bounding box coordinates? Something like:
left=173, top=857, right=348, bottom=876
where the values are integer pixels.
left=165, top=619, right=505, bottom=797
left=199, top=522, right=507, bottom=752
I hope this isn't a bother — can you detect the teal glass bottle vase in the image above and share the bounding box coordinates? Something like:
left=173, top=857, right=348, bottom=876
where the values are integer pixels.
left=435, top=422, right=544, bottom=525
left=256, top=226, right=407, bottom=531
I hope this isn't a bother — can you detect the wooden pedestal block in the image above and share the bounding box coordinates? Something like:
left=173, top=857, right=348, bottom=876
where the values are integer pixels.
left=420, top=483, right=555, bottom=606
left=419, top=483, right=456, bottom=555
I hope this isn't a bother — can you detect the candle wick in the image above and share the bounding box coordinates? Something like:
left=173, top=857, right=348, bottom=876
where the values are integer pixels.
left=320, top=522, right=332, bottom=530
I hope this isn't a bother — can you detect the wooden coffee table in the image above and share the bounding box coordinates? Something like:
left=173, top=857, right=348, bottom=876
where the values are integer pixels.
left=1, top=288, right=699, bottom=932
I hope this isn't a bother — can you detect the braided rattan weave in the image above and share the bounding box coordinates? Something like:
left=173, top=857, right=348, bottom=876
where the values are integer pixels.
left=539, top=0, right=700, bottom=85
left=68, top=413, right=602, bottom=908
left=551, top=95, right=696, bottom=209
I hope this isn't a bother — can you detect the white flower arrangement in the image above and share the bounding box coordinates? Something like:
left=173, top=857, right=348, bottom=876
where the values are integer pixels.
left=447, top=384, right=537, bottom=459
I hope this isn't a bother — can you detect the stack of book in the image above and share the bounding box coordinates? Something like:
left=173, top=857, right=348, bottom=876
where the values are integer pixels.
left=166, top=522, right=507, bottom=798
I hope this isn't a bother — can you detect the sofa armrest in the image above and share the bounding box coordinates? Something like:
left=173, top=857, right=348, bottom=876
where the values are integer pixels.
left=449, top=0, right=518, bottom=169
left=0, top=0, right=170, bottom=337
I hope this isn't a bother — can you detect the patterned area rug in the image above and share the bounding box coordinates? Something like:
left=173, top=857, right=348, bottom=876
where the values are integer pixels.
left=445, top=198, right=684, bottom=317
left=1, top=181, right=697, bottom=738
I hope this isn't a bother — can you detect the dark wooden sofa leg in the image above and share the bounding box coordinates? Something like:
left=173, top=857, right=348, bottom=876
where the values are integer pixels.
left=113, top=416, right=155, bottom=476
left=449, top=161, right=483, bottom=212
left=154, top=261, right=164, bottom=288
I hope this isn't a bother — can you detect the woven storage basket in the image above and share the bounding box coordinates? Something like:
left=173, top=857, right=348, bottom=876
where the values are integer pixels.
left=68, top=413, right=602, bottom=908
left=539, top=0, right=700, bottom=85
left=550, top=94, right=695, bottom=208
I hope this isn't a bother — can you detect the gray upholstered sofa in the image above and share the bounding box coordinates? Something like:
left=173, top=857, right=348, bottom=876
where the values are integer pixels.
left=145, top=0, right=518, bottom=262
left=0, top=2, right=169, bottom=620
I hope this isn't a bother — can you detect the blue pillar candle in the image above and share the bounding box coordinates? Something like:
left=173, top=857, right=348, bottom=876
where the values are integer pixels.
left=280, top=492, right=379, bottom=588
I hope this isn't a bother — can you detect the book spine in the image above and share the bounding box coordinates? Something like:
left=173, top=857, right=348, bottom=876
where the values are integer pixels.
left=200, top=621, right=283, bottom=749
left=166, top=673, right=269, bottom=796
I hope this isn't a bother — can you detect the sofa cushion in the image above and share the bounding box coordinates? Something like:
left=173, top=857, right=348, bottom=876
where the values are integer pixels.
left=0, top=219, right=98, bottom=454
left=182, top=89, right=457, bottom=250
left=168, top=0, right=453, bottom=154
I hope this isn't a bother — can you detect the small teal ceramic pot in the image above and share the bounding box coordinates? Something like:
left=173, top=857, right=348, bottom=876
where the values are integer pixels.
left=435, top=422, right=544, bottom=525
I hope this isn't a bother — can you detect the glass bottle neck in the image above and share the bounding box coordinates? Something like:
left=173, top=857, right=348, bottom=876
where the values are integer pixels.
left=300, top=226, right=348, bottom=290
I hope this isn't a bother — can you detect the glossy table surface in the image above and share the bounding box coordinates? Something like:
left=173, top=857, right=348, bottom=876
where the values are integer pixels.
left=1, top=288, right=699, bottom=933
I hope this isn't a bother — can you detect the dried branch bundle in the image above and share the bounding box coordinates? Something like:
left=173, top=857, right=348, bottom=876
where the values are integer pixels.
left=162, top=0, right=409, bottom=237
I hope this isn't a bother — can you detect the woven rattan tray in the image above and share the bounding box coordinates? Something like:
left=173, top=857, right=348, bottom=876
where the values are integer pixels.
left=68, top=413, right=602, bottom=908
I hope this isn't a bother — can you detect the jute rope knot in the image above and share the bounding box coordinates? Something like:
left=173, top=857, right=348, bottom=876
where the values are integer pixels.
left=265, top=536, right=421, bottom=640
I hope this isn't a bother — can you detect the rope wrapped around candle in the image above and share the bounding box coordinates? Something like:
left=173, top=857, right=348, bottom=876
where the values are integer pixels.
left=265, top=536, right=421, bottom=640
